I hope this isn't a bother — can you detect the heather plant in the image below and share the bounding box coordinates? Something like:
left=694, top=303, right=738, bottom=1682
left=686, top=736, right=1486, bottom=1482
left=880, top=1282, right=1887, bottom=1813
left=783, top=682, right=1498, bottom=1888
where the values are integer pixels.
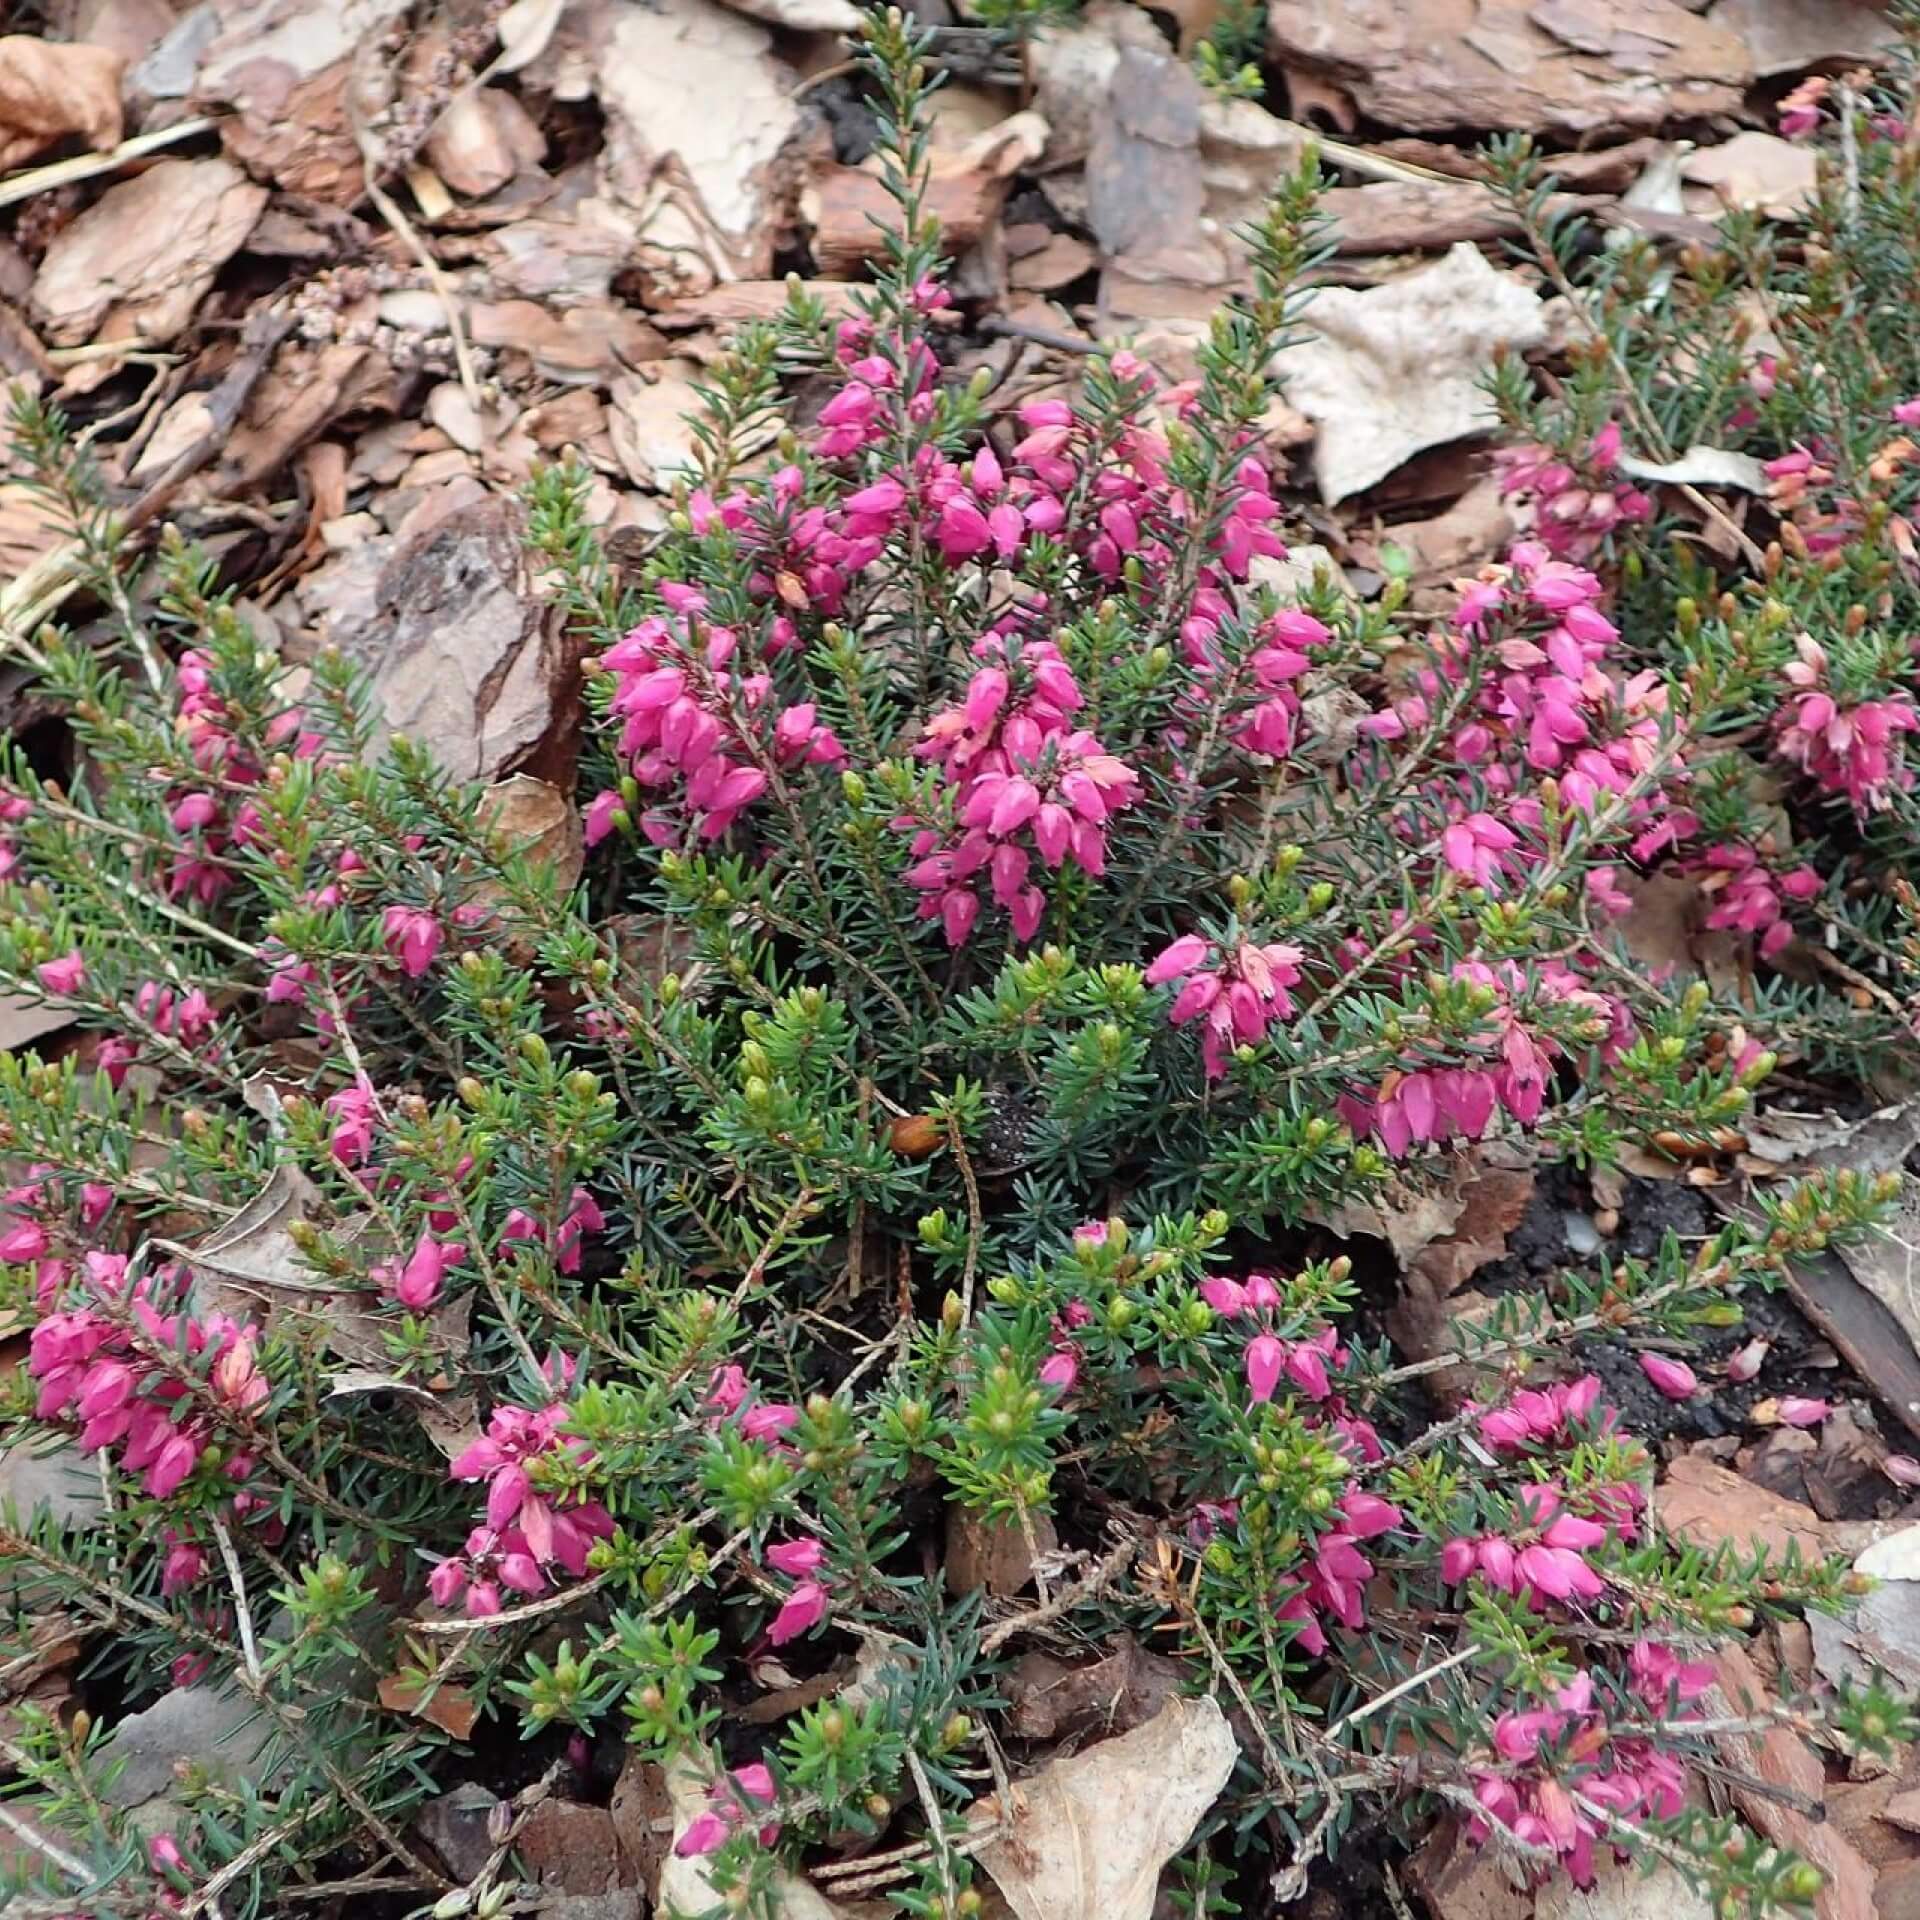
left=0, top=14, right=1917, bottom=1920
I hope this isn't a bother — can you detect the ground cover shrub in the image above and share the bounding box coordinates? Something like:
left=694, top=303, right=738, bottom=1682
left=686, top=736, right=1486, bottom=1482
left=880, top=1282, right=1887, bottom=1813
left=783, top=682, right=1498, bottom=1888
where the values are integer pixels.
left=1, top=15, right=1919, bottom=1917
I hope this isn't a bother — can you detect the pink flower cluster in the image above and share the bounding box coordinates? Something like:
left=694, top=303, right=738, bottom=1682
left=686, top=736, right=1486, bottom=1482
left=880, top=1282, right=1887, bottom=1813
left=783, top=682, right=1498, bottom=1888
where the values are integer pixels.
left=1688, top=840, right=1823, bottom=961
left=1494, top=424, right=1651, bottom=564
left=904, top=641, right=1141, bottom=944
left=432, top=1402, right=613, bottom=1617
left=164, top=649, right=319, bottom=907
left=1467, top=1647, right=1708, bottom=1887
left=1339, top=959, right=1624, bottom=1158
left=762, top=1536, right=829, bottom=1646
left=501, top=1187, right=607, bottom=1276
left=1475, top=1375, right=1616, bottom=1454
left=1279, top=1488, right=1401, bottom=1655
left=29, top=1254, right=266, bottom=1503
left=1776, top=635, right=1919, bottom=814
left=1441, top=1482, right=1629, bottom=1609
left=1147, top=933, right=1303, bottom=1079
left=676, top=1761, right=779, bottom=1858
left=1368, top=542, right=1681, bottom=833
left=586, top=585, right=845, bottom=848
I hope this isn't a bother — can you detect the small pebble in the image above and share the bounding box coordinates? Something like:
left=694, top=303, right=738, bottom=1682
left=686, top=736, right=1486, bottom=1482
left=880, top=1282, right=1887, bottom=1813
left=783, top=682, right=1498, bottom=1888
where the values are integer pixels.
left=1561, top=1211, right=1603, bottom=1256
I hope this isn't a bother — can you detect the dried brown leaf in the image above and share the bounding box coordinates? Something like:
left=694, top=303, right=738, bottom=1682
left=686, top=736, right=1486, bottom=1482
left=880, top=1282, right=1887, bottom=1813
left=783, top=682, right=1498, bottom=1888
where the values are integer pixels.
left=1272, top=244, right=1546, bottom=503
left=378, top=1671, right=479, bottom=1739
left=974, top=1693, right=1238, bottom=1920
left=0, top=36, right=125, bottom=171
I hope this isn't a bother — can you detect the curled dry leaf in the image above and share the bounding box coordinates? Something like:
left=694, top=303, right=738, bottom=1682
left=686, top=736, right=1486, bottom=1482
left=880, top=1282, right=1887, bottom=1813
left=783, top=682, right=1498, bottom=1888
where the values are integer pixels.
left=974, top=1692, right=1239, bottom=1920
left=377, top=1671, right=479, bottom=1740
left=477, top=774, right=585, bottom=893
left=496, top=0, right=570, bottom=71
left=1272, top=243, right=1546, bottom=503
left=0, top=35, right=125, bottom=171
left=426, top=85, right=547, bottom=199
left=1618, top=445, right=1772, bottom=493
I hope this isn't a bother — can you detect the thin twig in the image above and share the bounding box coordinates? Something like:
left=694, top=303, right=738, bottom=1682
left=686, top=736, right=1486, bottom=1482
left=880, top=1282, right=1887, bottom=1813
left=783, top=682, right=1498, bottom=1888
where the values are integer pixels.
left=210, top=1516, right=265, bottom=1689
left=0, top=116, right=218, bottom=211
left=980, top=1532, right=1141, bottom=1654
left=948, top=1112, right=984, bottom=1323
left=346, top=101, right=485, bottom=433
left=0, top=1804, right=90, bottom=1883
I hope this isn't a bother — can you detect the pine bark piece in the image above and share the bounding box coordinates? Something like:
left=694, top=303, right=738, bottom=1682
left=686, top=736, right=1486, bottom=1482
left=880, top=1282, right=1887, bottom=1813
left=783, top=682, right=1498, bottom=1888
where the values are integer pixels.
left=808, top=166, right=1008, bottom=279
left=1266, top=0, right=1750, bottom=137
left=29, top=157, right=267, bottom=380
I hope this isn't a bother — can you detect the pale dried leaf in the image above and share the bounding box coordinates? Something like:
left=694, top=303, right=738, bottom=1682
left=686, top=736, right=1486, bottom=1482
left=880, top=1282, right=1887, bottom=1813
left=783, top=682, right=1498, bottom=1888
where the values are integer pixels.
left=497, top=0, right=569, bottom=70
left=710, top=0, right=860, bottom=27
left=1618, top=444, right=1771, bottom=493
left=1536, top=1859, right=1713, bottom=1920
left=974, top=1693, right=1238, bottom=1920
left=1740, top=1099, right=1920, bottom=1174
left=0, top=36, right=125, bottom=171
left=187, top=1162, right=335, bottom=1318
left=1272, top=244, right=1547, bottom=503
left=1682, top=132, right=1819, bottom=219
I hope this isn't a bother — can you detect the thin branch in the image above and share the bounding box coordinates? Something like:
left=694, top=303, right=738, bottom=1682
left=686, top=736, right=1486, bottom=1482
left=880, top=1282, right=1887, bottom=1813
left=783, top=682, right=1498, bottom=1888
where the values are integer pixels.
left=210, top=1516, right=264, bottom=1690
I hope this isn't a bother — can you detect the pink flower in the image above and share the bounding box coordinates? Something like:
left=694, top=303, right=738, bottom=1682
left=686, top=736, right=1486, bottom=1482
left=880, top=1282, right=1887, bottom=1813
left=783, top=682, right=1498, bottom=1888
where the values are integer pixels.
left=0, top=1218, right=49, bottom=1263
left=428, top=1558, right=468, bottom=1608
left=766, top=1538, right=824, bottom=1576
left=707, top=1365, right=751, bottom=1415
left=382, top=907, right=443, bottom=978
left=391, top=1234, right=464, bottom=1311
left=768, top=1578, right=827, bottom=1645
left=741, top=1402, right=799, bottom=1445
left=1776, top=1396, right=1830, bottom=1427
left=1638, top=1353, right=1698, bottom=1401
left=1245, top=1333, right=1283, bottom=1404
left=1726, top=1337, right=1769, bottom=1384
left=1039, top=1348, right=1079, bottom=1393
left=36, top=951, right=84, bottom=996
left=675, top=1809, right=732, bottom=1858
left=584, top=790, right=627, bottom=846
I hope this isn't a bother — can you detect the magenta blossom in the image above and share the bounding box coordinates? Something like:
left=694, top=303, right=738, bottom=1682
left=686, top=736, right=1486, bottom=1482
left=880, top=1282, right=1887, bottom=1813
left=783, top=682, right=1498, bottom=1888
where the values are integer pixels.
left=768, top=1577, right=828, bottom=1646
left=1638, top=1353, right=1698, bottom=1401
